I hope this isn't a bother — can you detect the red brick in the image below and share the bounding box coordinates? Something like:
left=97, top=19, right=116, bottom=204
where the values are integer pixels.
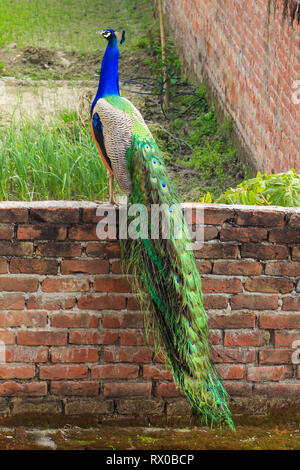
left=0, top=330, right=15, bottom=344
left=209, top=330, right=222, bottom=345
left=127, top=296, right=141, bottom=310
left=105, top=243, right=121, bottom=257
left=224, top=382, right=252, bottom=396
left=0, top=208, right=28, bottom=223
left=245, top=277, right=293, bottom=293
left=91, top=364, right=139, bottom=379
left=51, top=347, right=98, bottom=363
left=17, top=331, right=67, bottom=346
left=260, top=314, right=300, bottom=329
left=259, top=349, right=293, bottom=364
left=0, top=365, right=35, bottom=379
left=247, top=365, right=293, bottom=382
left=50, top=313, right=98, bottom=328
left=0, top=382, right=47, bottom=396
left=265, top=262, right=300, bottom=277
left=155, top=383, right=182, bottom=398
left=36, top=242, right=82, bottom=257
left=111, top=260, right=121, bottom=274
left=103, top=347, right=153, bottom=363
left=0, top=259, right=7, bottom=273
left=190, top=206, right=234, bottom=225
left=51, top=381, right=99, bottom=396
left=254, top=384, right=300, bottom=396
left=69, top=330, right=118, bottom=345
left=78, top=295, right=126, bottom=310
left=30, top=207, right=80, bottom=224
left=292, top=246, right=300, bottom=261
left=17, top=225, right=66, bottom=240
left=0, top=224, right=14, bottom=239
left=143, top=365, right=172, bottom=380
left=0, top=276, right=38, bottom=292
left=203, top=295, right=228, bottom=309
left=289, top=214, right=300, bottom=229
left=68, top=225, right=98, bottom=240
left=104, top=382, right=151, bottom=398
left=224, top=331, right=263, bottom=347
left=220, top=227, right=267, bottom=242
left=61, top=260, right=109, bottom=274
left=275, top=331, right=300, bottom=347
left=282, top=297, right=300, bottom=311
left=42, top=277, right=89, bottom=293
left=196, top=260, right=212, bottom=274
left=102, top=313, right=144, bottom=329
left=213, top=260, right=262, bottom=275
left=215, top=364, right=244, bottom=380
left=240, top=243, right=288, bottom=260
left=6, top=347, right=48, bottom=363
left=0, top=241, right=33, bottom=256
left=94, top=277, right=131, bottom=293
left=236, top=209, right=285, bottom=227
left=0, top=293, right=25, bottom=310
left=27, top=295, right=75, bottom=310
left=10, top=259, right=58, bottom=275
left=231, top=294, right=278, bottom=310
left=211, top=347, right=255, bottom=363
left=269, top=229, right=300, bottom=243
left=85, top=242, right=106, bottom=258
left=195, top=244, right=239, bottom=259
left=203, top=226, right=219, bottom=240
left=0, top=311, right=47, bottom=327
left=120, top=330, right=147, bottom=346
left=208, top=313, right=255, bottom=329
left=40, top=365, right=88, bottom=380
left=202, top=277, right=242, bottom=293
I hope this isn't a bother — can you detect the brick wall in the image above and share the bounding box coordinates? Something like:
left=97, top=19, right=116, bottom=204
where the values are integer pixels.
left=0, top=201, right=299, bottom=424
left=162, top=0, right=300, bottom=173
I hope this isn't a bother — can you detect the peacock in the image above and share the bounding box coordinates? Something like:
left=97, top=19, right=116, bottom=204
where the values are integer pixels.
left=90, top=28, right=235, bottom=430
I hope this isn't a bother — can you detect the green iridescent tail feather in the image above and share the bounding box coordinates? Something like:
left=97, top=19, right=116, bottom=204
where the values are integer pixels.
left=120, top=134, right=235, bottom=431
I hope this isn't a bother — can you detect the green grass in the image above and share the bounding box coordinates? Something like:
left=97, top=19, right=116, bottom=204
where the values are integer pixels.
left=0, top=0, right=154, bottom=52
left=0, top=114, right=108, bottom=200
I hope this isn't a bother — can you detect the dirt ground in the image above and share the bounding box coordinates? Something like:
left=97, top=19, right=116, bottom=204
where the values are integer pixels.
left=0, top=422, right=299, bottom=450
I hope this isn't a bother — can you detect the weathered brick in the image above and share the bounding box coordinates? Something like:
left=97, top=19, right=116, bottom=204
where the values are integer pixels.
left=50, top=312, right=98, bottom=328
left=247, top=366, right=293, bottom=382
left=12, top=397, right=61, bottom=415
left=203, top=295, right=228, bottom=309
left=91, top=364, right=139, bottom=379
left=78, top=295, right=126, bottom=310
left=292, top=246, right=300, bottom=261
left=155, top=383, right=183, bottom=398
left=6, top=347, right=48, bottom=363
left=94, top=277, right=131, bottom=293
left=215, top=364, right=244, bottom=380
left=118, top=399, right=164, bottom=415
left=240, top=243, right=288, bottom=260
left=213, top=260, right=262, bottom=275
left=0, top=365, right=35, bottom=379
left=40, top=365, right=88, bottom=380
left=0, top=224, right=14, bottom=240
left=202, top=277, right=242, bottom=293
left=36, top=242, right=82, bottom=257
left=17, top=225, right=66, bottom=240
left=275, top=331, right=300, bottom=347
left=120, top=330, right=148, bottom=346
left=269, top=229, right=300, bottom=244
left=245, top=277, right=293, bottom=293
left=0, top=241, right=33, bottom=256
left=211, top=347, right=255, bottom=363
left=265, top=262, right=300, bottom=277
left=69, top=330, right=118, bottom=345
left=0, top=293, right=25, bottom=310
left=0, top=276, right=38, bottom=292
left=10, top=259, right=58, bottom=275
left=51, top=347, right=98, bottom=363
left=143, top=365, right=172, bottom=380
left=68, top=225, right=98, bottom=240
left=0, top=311, right=47, bottom=327
left=196, top=260, right=212, bottom=274
left=104, top=382, right=151, bottom=398
left=42, top=277, right=89, bottom=293
left=102, top=313, right=144, bottom=329
left=254, top=384, right=300, bottom=396
left=289, top=214, right=300, bottom=229
left=51, top=381, right=99, bottom=396
left=282, top=297, right=300, bottom=311
left=231, top=294, right=278, bottom=310
left=224, top=331, right=263, bottom=347
left=0, top=382, right=47, bottom=396
left=220, top=226, right=267, bottom=242
left=208, top=313, right=256, bottom=329
left=27, top=294, right=75, bottom=310
left=30, top=207, right=80, bottom=224
left=0, top=208, right=28, bottom=223
left=17, top=331, right=67, bottom=346
left=0, top=330, right=15, bottom=344
left=236, top=209, right=285, bottom=227
left=61, top=260, right=109, bottom=274
left=260, top=314, right=300, bottom=329
left=195, top=243, right=239, bottom=259
left=259, top=349, right=293, bottom=364
left=103, top=347, right=153, bottom=363
left=64, top=398, right=113, bottom=415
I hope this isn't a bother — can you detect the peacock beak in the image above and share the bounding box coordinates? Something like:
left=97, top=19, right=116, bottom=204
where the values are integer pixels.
left=96, top=31, right=106, bottom=37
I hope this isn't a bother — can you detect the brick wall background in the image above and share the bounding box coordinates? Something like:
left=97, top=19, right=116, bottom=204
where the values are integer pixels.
left=162, top=0, right=300, bottom=173
left=0, top=201, right=299, bottom=423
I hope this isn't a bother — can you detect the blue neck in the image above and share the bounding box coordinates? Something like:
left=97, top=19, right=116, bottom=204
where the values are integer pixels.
left=91, top=37, right=120, bottom=116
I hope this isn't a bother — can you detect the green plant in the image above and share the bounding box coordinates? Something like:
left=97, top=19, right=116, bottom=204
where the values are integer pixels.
left=201, top=170, right=300, bottom=207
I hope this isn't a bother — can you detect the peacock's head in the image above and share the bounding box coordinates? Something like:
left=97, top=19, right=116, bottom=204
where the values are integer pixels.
left=97, top=29, right=126, bottom=45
